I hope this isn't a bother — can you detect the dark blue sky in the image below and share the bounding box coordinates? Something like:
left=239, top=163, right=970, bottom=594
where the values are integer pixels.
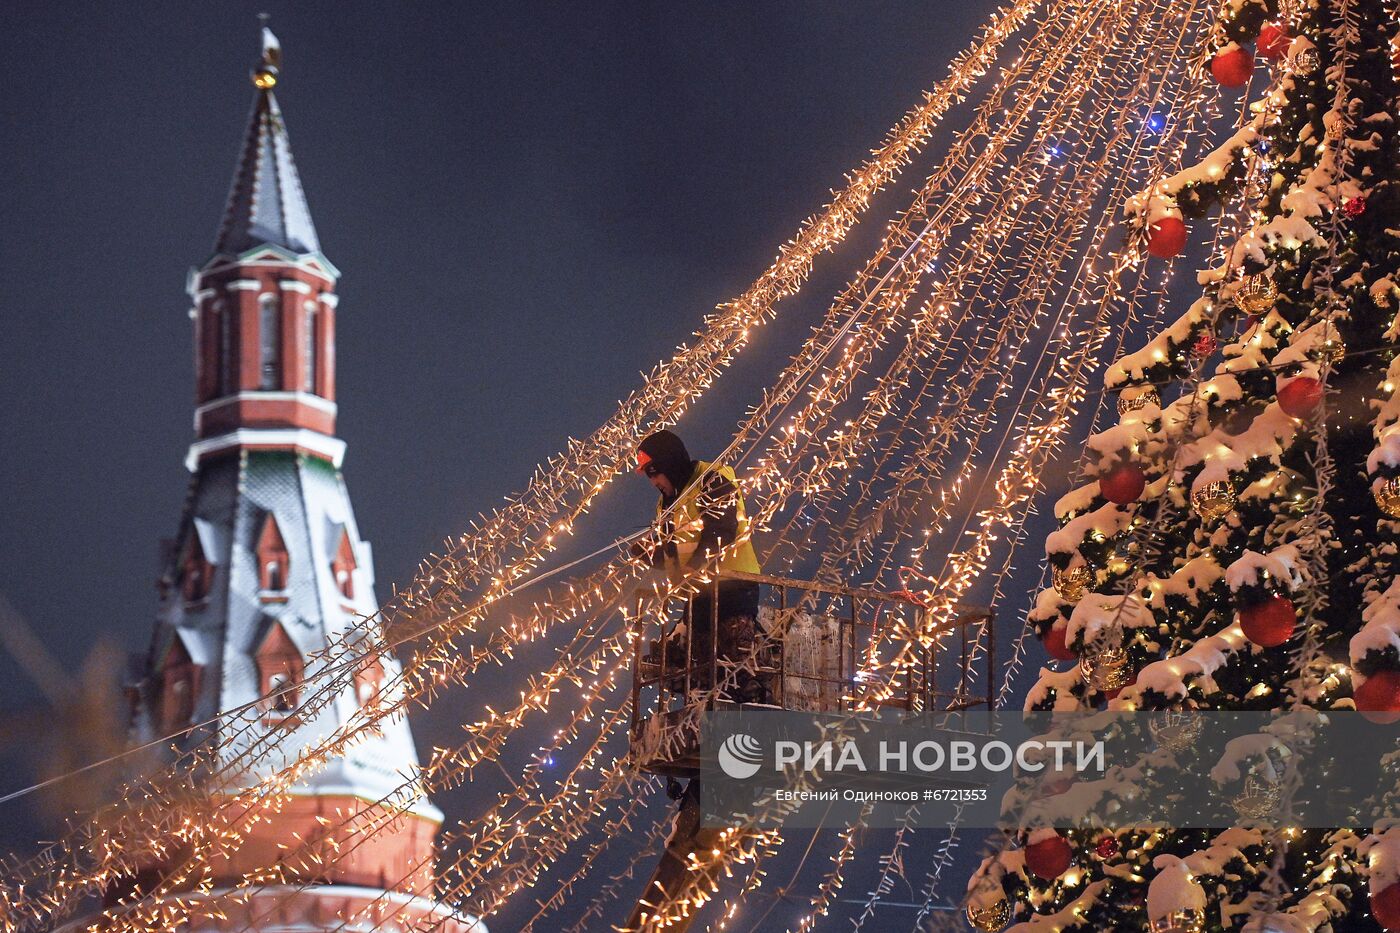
left=0, top=1, right=999, bottom=859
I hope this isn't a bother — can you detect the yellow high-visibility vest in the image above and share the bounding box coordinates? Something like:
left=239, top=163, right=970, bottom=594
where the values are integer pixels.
left=656, top=461, right=761, bottom=576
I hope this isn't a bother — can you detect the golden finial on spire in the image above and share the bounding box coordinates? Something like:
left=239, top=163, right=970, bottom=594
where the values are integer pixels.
left=251, top=14, right=281, bottom=89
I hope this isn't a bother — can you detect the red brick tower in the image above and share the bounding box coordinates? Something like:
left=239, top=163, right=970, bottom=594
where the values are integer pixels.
left=86, top=27, right=485, bottom=933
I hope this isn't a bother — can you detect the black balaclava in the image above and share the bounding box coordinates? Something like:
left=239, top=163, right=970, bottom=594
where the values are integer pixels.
left=636, top=430, right=696, bottom=503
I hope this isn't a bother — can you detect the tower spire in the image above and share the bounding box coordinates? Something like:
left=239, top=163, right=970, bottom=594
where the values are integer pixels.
left=214, top=23, right=319, bottom=257
left=187, top=23, right=341, bottom=471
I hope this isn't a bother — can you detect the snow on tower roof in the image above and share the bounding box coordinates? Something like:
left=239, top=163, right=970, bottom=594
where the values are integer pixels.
left=213, top=30, right=321, bottom=257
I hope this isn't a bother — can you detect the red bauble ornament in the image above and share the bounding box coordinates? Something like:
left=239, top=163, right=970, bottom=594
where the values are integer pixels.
left=1355, top=670, right=1400, bottom=724
left=1147, top=216, right=1188, bottom=258
left=1374, top=882, right=1400, bottom=931
left=1257, top=23, right=1291, bottom=60
left=1278, top=377, right=1324, bottom=418
left=1095, top=835, right=1120, bottom=860
left=1024, top=834, right=1073, bottom=880
left=1344, top=196, right=1368, bottom=217
left=1042, top=624, right=1078, bottom=662
left=1239, top=595, right=1297, bottom=648
left=1192, top=332, right=1218, bottom=359
left=1211, top=46, right=1256, bottom=87
left=1101, top=463, right=1147, bottom=505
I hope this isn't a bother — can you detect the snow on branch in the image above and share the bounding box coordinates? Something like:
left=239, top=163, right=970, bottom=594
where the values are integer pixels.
left=1130, top=621, right=1248, bottom=702
left=1353, top=573, right=1400, bottom=664
left=1223, top=544, right=1309, bottom=593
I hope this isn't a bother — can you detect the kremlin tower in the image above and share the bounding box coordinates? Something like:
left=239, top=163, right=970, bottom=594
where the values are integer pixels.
left=104, top=27, right=483, bottom=932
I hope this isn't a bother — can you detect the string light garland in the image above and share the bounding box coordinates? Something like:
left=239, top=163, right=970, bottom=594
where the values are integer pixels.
left=301, top=3, right=1220, bottom=924
left=579, top=5, right=1226, bottom=924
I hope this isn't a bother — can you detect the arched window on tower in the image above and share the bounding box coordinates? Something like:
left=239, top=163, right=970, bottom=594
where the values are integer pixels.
left=256, top=514, right=289, bottom=602
left=159, top=637, right=202, bottom=733
left=332, top=528, right=357, bottom=602
left=355, top=650, right=383, bottom=708
left=180, top=532, right=213, bottom=604
left=355, top=655, right=385, bottom=735
left=255, top=621, right=303, bottom=725
left=355, top=657, right=384, bottom=706
left=259, top=293, right=281, bottom=390
left=303, top=301, right=318, bottom=394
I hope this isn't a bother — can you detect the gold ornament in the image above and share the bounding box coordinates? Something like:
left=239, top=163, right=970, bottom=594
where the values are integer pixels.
left=1231, top=772, right=1282, bottom=820
left=1083, top=644, right=1132, bottom=691
left=1148, top=909, right=1206, bottom=933
left=1325, top=119, right=1345, bottom=141
left=251, top=24, right=281, bottom=89
left=1149, top=710, right=1204, bottom=752
left=1052, top=565, right=1094, bottom=601
left=1234, top=275, right=1279, bottom=315
left=1315, top=332, right=1346, bottom=365
left=1292, top=47, right=1322, bottom=71
left=1192, top=481, right=1236, bottom=522
left=966, top=899, right=1012, bottom=931
left=1118, top=387, right=1162, bottom=416
left=1375, top=477, right=1400, bottom=519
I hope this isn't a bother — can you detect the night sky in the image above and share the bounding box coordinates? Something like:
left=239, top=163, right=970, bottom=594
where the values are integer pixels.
left=0, top=0, right=1002, bottom=901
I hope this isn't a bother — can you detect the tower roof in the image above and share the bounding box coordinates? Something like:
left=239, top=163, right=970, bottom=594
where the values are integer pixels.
left=213, top=28, right=321, bottom=257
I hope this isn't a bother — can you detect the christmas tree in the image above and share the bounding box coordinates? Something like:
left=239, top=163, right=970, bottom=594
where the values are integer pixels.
left=969, top=0, right=1400, bottom=929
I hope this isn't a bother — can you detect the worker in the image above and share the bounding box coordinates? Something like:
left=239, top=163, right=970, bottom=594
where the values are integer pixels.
left=634, top=430, right=770, bottom=704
